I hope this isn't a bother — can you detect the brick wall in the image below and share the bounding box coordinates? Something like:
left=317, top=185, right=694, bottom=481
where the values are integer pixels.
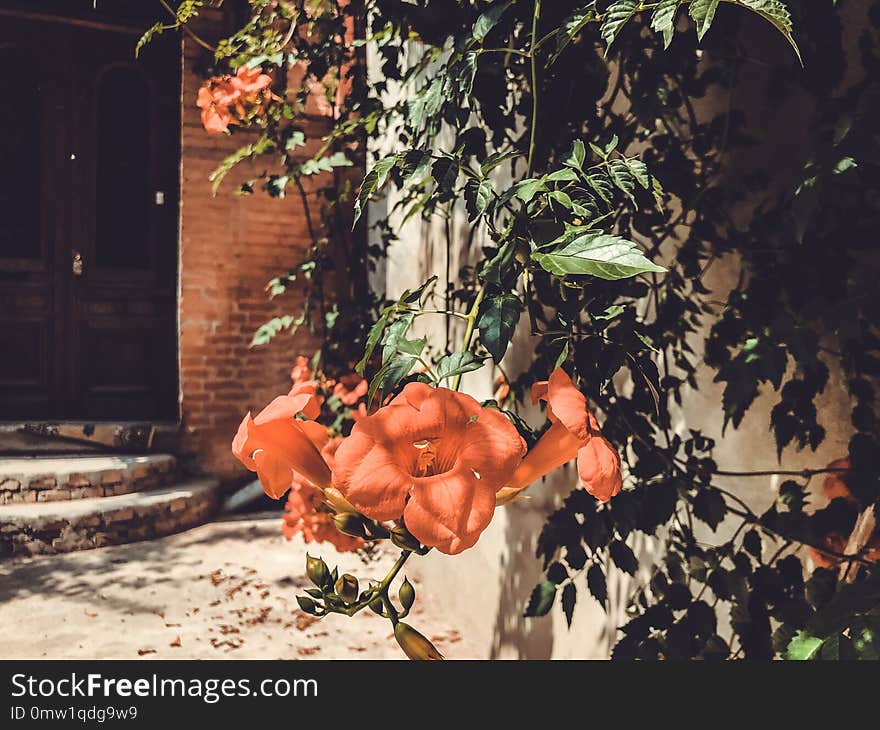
left=178, top=26, right=326, bottom=482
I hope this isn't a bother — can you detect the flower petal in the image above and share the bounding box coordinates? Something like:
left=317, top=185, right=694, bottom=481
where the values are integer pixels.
left=500, top=420, right=584, bottom=497
left=457, top=407, right=526, bottom=489
left=332, top=430, right=412, bottom=521
left=546, top=368, right=590, bottom=441
left=253, top=449, right=295, bottom=499
left=405, top=469, right=496, bottom=555
left=577, top=435, right=623, bottom=502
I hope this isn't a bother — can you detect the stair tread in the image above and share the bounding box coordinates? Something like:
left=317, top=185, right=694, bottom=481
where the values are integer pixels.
left=0, top=453, right=175, bottom=479
left=0, top=479, right=219, bottom=522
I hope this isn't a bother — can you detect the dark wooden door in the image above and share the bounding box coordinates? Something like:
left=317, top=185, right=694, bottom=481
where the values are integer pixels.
left=0, top=11, right=180, bottom=420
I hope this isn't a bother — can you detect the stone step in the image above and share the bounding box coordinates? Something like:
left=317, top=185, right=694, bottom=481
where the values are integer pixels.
left=0, top=454, right=177, bottom=505
left=0, top=479, right=220, bottom=558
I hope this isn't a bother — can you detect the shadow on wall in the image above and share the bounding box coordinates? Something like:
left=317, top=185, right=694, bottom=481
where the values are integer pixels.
left=489, top=502, right=554, bottom=659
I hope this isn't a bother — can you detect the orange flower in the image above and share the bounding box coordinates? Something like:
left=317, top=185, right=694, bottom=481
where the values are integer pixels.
left=494, top=374, right=510, bottom=403
left=497, top=368, right=622, bottom=505
left=196, top=77, right=242, bottom=134
left=232, top=386, right=332, bottom=499
left=231, top=65, right=272, bottom=95
left=333, top=373, right=368, bottom=406
left=332, top=383, right=526, bottom=555
left=282, top=482, right=363, bottom=552
left=822, top=457, right=855, bottom=503
left=290, top=355, right=312, bottom=385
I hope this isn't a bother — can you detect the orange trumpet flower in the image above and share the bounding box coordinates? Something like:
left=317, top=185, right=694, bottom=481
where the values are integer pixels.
left=232, top=384, right=332, bottom=499
left=332, top=382, right=526, bottom=555
left=496, top=368, right=622, bottom=506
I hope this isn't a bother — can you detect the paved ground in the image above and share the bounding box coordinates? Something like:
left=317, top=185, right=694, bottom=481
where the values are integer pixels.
left=0, top=513, right=479, bottom=660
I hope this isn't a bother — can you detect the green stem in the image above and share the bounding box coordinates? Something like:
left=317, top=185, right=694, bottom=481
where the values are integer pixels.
left=526, top=0, right=542, bottom=178
left=451, top=284, right=487, bottom=391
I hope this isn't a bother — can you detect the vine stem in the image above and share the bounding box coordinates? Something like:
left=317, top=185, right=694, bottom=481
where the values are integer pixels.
left=451, top=285, right=487, bottom=391
left=526, top=0, right=542, bottom=178
left=158, top=0, right=216, bottom=53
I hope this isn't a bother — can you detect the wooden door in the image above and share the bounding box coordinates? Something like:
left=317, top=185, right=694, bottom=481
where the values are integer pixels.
left=0, top=9, right=180, bottom=420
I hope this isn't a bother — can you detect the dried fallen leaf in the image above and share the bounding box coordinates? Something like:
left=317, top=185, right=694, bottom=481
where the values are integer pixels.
left=137, top=648, right=156, bottom=656
left=84, top=611, right=98, bottom=619
left=170, top=637, right=181, bottom=648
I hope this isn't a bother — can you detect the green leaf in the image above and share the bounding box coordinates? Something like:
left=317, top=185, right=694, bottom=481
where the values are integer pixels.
left=689, top=0, right=720, bottom=41
left=407, top=76, right=443, bottom=132
left=477, top=294, right=522, bottom=362
left=732, top=0, right=801, bottom=63
left=480, top=240, right=516, bottom=285
left=298, top=151, right=353, bottom=176
left=550, top=4, right=600, bottom=63
left=250, top=315, right=296, bottom=347
left=473, top=0, right=512, bottom=41
left=464, top=178, right=493, bottom=221
left=480, top=149, right=521, bottom=176
left=561, top=583, right=577, bottom=628
left=524, top=581, right=557, bottom=617
left=594, top=304, right=625, bottom=321
left=380, top=356, right=416, bottom=394
left=651, top=0, right=681, bottom=48
left=587, top=172, right=614, bottom=204
left=563, top=139, right=587, bottom=170
left=545, top=168, right=579, bottom=183
left=136, top=22, right=165, bottom=57
left=587, top=564, right=607, bottom=609
left=353, top=155, right=397, bottom=224
left=627, top=159, right=651, bottom=189
left=435, top=352, right=484, bottom=382
left=431, top=156, right=461, bottom=200
left=512, top=178, right=546, bottom=203
left=532, top=231, right=666, bottom=280
left=786, top=632, right=823, bottom=660
left=600, top=0, right=639, bottom=54
left=833, top=156, right=857, bottom=174
left=608, top=159, right=636, bottom=203
left=356, top=307, right=393, bottom=374
left=382, top=314, right=426, bottom=362
left=209, top=135, right=276, bottom=194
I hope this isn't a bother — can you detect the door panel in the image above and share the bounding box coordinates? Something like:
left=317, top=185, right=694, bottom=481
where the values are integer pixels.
left=0, top=19, right=68, bottom=418
left=0, top=11, right=180, bottom=420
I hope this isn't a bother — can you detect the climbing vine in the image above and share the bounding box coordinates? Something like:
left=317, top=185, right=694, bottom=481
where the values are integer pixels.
left=147, top=0, right=880, bottom=659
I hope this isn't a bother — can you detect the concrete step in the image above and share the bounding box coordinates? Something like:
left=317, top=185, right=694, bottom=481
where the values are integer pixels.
left=0, top=479, right=220, bottom=558
left=0, top=454, right=177, bottom=505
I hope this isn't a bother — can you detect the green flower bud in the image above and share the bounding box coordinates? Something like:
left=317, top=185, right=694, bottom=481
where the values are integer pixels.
left=306, top=553, right=329, bottom=587
left=393, top=622, right=444, bottom=661
left=389, top=525, right=421, bottom=552
left=368, top=597, right=385, bottom=615
left=335, top=573, right=359, bottom=604
left=332, top=512, right=368, bottom=539
left=398, top=577, right=415, bottom=611
left=296, top=595, right=318, bottom=614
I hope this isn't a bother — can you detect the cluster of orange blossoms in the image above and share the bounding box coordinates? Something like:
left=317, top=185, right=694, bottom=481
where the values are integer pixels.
left=232, top=365, right=622, bottom=556
left=197, top=65, right=274, bottom=134
left=810, top=457, right=880, bottom=569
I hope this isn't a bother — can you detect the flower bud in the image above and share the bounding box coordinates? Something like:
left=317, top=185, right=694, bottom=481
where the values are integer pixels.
left=398, top=577, right=415, bottom=611
left=306, top=553, right=329, bottom=587
left=368, top=597, right=385, bottom=615
left=393, top=622, right=444, bottom=661
left=335, top=573, right=359, bottom=604
left=390, top=525, right=421, bottom=552
left=296, top=595, right=318, bottom=614
left=332, top=512, right=368, bottom=539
